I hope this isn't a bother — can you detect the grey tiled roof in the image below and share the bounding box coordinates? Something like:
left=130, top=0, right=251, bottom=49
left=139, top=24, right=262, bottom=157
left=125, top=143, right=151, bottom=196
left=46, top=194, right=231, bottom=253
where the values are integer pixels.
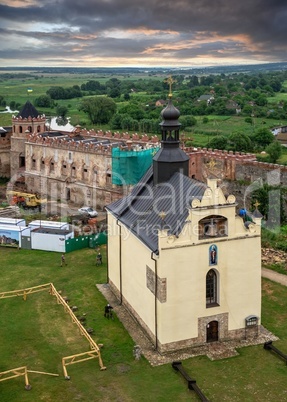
left=106, top=169, right=207, bottom=254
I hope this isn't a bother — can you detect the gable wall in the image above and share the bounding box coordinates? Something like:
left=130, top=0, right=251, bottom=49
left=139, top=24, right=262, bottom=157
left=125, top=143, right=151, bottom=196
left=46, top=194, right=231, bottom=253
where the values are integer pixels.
left=156, top=235, right=261, bottom=347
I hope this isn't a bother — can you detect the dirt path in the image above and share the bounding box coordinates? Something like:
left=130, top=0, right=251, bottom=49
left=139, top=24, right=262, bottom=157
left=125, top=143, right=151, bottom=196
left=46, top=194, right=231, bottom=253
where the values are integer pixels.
left=262, top=268, right=287, bottom=286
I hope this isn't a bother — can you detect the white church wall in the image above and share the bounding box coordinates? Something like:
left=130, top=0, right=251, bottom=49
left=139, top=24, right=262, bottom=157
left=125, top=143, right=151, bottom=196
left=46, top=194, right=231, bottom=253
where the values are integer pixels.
left=220, top=236, right=261, bottom=330
left=120, top=231, right=157, bottom=335
left=156, top=243, right=207, bottom=344
left=156, top=233, right=261, bottom=346
left=108, top=212, right=157, bottom=337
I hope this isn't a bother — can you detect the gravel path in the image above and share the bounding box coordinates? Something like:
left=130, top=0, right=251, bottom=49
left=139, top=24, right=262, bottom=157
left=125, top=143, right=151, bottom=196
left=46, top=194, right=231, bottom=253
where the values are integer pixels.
left=262, top=268, right=287, bottom=286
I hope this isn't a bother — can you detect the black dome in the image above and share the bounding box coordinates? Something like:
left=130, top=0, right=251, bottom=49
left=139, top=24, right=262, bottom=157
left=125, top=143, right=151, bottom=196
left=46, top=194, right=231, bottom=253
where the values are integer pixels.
left=161, top=97, right=180, bottom=122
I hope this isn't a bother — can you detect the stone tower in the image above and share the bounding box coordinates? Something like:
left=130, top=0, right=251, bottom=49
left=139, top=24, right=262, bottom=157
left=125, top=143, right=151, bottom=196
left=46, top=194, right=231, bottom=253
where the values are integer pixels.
left=10, top=101, right=46, bottom=178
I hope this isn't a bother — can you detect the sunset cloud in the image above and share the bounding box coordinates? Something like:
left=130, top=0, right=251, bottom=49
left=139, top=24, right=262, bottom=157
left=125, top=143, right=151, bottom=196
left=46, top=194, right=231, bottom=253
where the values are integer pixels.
left=0, top=0, right=286, bottom=67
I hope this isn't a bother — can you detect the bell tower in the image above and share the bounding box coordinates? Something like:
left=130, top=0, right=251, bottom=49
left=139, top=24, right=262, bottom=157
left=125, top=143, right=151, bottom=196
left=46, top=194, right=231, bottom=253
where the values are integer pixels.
left=153, top=77, right=189, bottom=185
left=10, top=101, right=46, bottom=177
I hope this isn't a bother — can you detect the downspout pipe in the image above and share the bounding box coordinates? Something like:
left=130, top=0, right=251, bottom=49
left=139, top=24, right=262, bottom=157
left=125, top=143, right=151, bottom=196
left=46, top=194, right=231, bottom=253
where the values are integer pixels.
left=116, top=219, right=123, bottom=305
left=151, top=252, right=158, bottom=351
left=105, top=207, right=109, bottom=285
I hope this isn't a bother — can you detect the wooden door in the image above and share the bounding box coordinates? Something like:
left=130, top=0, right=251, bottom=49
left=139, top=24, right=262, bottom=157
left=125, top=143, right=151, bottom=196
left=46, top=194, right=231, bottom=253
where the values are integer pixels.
left=207, top=321, right=218, bottom=342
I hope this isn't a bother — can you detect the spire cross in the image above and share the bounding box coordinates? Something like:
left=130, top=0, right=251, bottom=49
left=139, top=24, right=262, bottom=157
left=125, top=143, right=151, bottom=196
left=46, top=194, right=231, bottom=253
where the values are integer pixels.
left=165, top=76, right=176, bottom=97
left=254, top=200, right=260, bottom=209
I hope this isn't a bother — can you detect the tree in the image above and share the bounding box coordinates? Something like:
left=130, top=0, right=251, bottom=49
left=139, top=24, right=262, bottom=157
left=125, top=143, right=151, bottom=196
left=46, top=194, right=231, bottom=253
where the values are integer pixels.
left=180, top=115, right=197, bottom=129
left=9, top=100, right=16, bottom=110
left=187, top=75, right=199, bottom=87
left=109, top=87, right=121, bottom=98
left=110, top=113, right=122, bottom=130
left=256, top=94, right=268, bottom=106
left=251, top=184, right=286, bottom=227
left=81, top=80, right=102, bottom=91
left=121, top=116, right=138, bottom=131
left=208, top=136, right=228, bottom=150
left=0, top=96, right=6, bottom=108
left=227, top=132, right=253, bottom=152
left=46, top=86, right=66, bottom=100
left=56, top=105, right=68, bottom=118
left=118, top=103, right=145, bottom=120
left=265, top=140, right=282, bottom=163
left=79, top=96, right=116, bottom=124
left=47, top=85, right=82, bottom=100
left=252, top=127, right=274, bottom=149
left=123, top=93, right=130, bottom=101
left=35, top=95, right=53, bottom=108
left=242, top=104, right=253, bottom=116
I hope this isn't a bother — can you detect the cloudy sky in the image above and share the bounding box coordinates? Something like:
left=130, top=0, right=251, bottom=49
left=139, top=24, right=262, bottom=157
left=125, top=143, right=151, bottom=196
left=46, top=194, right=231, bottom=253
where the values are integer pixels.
left=0, top=0, right=286, bottom=68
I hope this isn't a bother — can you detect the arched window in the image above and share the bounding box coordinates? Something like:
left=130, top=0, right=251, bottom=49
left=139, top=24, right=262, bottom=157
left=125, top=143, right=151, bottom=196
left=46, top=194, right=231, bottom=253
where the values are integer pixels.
left=50, top=159, right=55, bottom=173
left=106, top=169, right=112, bottom=185
left=82, top=165, right=89, bottom=181
left=71, top=163, right=76, bottom=177
left=93, top=166, right=100, bottom=185
left=62, top=161, right=68, bottom=176
left=31, top=156, right=36, bottom=169
left=206, top=269, right=218, bottom=307
left=41, top=157, right=45, bottom=171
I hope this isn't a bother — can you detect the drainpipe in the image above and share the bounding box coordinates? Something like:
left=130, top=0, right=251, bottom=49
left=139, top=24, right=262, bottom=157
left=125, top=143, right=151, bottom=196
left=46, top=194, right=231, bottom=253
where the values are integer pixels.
left=151, top=252, right=158, bottom=351
left=116, top=219, right=123, bottom=305
left=106, top=212, right=109, bottom=285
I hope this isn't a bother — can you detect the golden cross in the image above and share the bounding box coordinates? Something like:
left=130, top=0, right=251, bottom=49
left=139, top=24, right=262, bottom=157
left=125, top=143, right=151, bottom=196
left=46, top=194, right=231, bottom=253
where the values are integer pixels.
left=254, top=200, right=260, bottom=209
left=165, top=76, right=176, bottom=97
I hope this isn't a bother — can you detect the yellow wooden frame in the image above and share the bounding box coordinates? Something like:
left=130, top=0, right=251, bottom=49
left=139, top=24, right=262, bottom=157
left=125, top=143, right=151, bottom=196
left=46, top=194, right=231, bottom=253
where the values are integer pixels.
left=0, top=282, right=106, bottom=381
left=0, top=366, right=58, bottom=389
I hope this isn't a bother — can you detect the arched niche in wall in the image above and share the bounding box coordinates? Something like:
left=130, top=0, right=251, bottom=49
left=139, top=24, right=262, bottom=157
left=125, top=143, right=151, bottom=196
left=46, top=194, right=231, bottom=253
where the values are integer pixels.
left=198, top=215, right=228, bottom=240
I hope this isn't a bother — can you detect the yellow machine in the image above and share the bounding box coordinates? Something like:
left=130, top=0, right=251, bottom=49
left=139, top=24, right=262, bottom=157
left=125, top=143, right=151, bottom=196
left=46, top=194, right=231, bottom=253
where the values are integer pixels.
left=7, top=191, right=47, bottom=211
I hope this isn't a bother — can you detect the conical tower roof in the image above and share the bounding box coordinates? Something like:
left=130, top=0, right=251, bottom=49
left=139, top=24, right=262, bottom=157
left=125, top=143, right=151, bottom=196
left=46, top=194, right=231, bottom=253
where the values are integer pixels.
left=17, top=101, right=40, bottom=119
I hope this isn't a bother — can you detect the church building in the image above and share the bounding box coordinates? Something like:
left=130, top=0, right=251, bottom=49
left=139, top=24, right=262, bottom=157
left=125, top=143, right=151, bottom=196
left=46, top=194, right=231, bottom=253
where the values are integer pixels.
left=106, top=91, right=262, bottom=353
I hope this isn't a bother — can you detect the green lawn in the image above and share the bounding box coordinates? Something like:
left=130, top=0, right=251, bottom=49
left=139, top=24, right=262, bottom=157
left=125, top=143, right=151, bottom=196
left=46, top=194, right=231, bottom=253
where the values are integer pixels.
left=0, top=247, right=287, bottom=401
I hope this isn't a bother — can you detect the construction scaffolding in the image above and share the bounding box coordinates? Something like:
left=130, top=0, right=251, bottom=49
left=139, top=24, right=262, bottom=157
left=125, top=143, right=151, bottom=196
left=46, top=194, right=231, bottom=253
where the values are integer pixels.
left=112, top=146, right=159, bottom=185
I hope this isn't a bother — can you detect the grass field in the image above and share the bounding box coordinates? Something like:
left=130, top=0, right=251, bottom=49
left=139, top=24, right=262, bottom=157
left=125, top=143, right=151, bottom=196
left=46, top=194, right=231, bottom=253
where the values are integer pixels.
left=0, top=247, right=287, bottom=401
left=1, top=72, right=287, bottom=140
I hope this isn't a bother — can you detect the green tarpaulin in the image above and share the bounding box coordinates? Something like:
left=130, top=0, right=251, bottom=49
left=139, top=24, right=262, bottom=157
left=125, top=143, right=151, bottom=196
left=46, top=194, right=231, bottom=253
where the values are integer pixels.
left=112, top=147, right=159, bottom=185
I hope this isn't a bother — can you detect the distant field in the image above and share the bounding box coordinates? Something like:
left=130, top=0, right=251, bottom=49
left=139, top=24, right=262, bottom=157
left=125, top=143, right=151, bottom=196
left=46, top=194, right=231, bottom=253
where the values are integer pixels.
left=267, top=93, right=287, bottom=103
left=185, top=115, right=287, bottom=148
left=1, top=72, right=287, bottom=144
left=0, top=72, right=161, bottom=107
left=267, top=80, right=287, bottom=103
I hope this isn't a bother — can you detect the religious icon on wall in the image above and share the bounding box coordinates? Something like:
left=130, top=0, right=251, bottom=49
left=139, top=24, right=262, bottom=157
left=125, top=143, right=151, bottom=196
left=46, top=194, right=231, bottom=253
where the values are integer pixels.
left=209, top=244, right=217, bottom=265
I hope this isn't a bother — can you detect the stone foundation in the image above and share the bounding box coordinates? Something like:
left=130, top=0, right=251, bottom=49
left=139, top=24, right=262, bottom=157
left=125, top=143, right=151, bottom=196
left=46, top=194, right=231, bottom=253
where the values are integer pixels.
left=108, top=280, right=260, bottom=354
left=109, top=279, right=156, bottom=345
